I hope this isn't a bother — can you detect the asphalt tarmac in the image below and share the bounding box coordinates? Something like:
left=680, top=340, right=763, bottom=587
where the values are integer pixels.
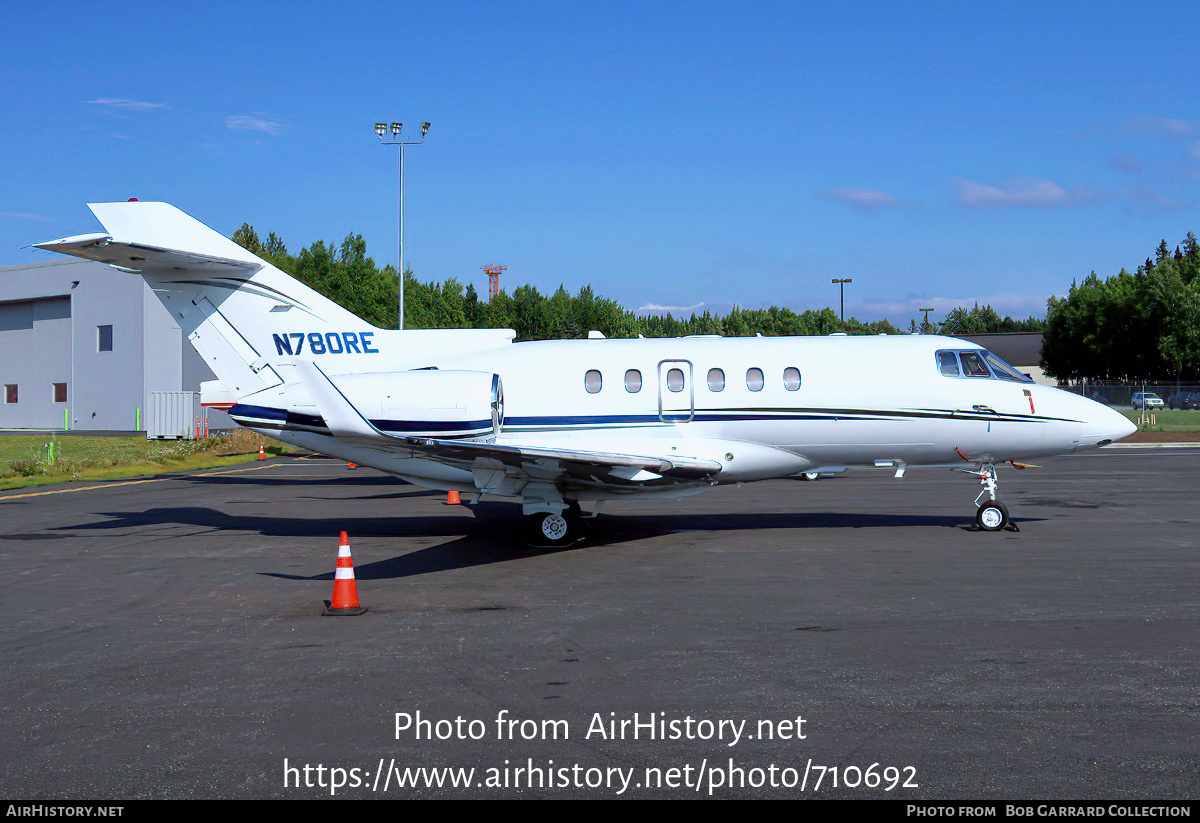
left=1, top=447, right=1197, bottom=799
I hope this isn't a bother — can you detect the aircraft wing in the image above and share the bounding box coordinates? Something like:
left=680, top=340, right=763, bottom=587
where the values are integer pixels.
left=395, top=436, right=723, bottom=484
left=293, top=360, right=722, bottom=489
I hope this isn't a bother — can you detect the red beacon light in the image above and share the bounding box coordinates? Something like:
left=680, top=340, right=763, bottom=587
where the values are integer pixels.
left=128, top=197, right=138, bottom=202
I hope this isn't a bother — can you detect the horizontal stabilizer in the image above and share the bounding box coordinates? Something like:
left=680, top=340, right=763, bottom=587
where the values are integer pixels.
left=34, top=201, right=264, bottom=274
left=33, top=234, right=259, bottom=274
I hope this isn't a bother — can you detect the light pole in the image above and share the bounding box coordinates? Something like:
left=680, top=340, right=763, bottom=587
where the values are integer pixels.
left=375, top=120, right=430, bottom=330
left=831, top=278, right=853, bottom=323
left=919, top=307, right=935, bottom=333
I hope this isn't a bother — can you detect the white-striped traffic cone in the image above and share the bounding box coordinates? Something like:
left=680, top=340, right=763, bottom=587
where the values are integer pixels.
left=322, top=530, right=367, bottom=616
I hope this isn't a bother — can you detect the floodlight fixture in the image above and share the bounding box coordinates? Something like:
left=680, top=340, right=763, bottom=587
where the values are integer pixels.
left=373, top=118, right=433, bottom=329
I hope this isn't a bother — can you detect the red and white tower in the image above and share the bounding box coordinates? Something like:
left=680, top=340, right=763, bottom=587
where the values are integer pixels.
left=482, top=265, right=507, bottom=302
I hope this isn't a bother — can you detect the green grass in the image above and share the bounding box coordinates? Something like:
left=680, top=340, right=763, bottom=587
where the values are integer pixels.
left=1119, top=408, right=1200, bottom=432
left=0, top=430, right=293, bottom=491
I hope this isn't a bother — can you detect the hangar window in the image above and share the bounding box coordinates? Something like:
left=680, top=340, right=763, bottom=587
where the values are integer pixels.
left=936, top=350, right=960, bottom=377
left=52, top=383, right=67, bottom=403
left=666, top=368, right=685, bottom=392
left=624, top=369, right=642, bottom=393
left=584, top=369, right=603, bottom=394
left=4, top=384, right=16, bottom=404
left=97, top=324, right=113, bottom=352
left=746, top=368, right=764, bottom=392
left=707, top=368, right=725, bottom=392
left=783, top=367, right=801, bottom=391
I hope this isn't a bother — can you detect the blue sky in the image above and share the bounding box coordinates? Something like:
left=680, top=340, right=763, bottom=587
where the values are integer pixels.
left=3, top=1, right=1199, bottom=326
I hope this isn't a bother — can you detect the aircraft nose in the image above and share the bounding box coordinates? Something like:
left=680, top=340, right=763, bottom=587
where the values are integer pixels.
left=1078, top=401, right=1137, bottom=449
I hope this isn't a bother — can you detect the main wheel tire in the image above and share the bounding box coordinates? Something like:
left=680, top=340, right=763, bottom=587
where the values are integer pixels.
left=975, top=500, right=1010, bottom=532
left=526, top=512, right=577, bottom=547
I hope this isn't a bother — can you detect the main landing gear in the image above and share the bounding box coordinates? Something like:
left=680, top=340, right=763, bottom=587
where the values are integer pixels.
left=525, top=501, right=586, bottom=548
left=960, top=462, right=1018, bottom=532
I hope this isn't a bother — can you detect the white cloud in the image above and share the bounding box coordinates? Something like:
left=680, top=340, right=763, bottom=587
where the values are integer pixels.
left=0, top=212, right=52, bottom=222
left=87, top=98, right=167, bottom=110
left=952, top=176, right=1096, bottom=209
left=814, top=188, right=913, bottom=212
left=225, top=114, right=286, bottom=136
left=1123, top=115, right=1200, bottom=138
left=1119, top=185, right=1189, bottom=216
left=1109, top=155, right=1144, bottom=175
left=638, top=302, right=705, bottom=315
left=856, top=292, right=1054, bottom=320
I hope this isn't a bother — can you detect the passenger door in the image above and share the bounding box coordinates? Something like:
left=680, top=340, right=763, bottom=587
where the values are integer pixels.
left=657, top=360, right=694, bottom=423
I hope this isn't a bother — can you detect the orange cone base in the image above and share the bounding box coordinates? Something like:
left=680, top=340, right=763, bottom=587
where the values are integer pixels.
left=322, top=599, right=368, bottom=616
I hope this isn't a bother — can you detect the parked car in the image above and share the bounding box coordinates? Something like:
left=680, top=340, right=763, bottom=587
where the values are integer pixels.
left=1167, top=391, right=1200, bottom=410
left=1132, top=392, right=1165, bottom=409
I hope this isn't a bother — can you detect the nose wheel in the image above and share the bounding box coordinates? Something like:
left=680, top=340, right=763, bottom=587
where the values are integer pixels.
left=959, top=461, right=1019, bottom=532
left=975, top=499, right=1010, bottom=531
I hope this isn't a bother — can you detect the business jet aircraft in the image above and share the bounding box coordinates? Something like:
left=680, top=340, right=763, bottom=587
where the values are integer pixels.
left=35, top=202, right=1136, bottom=545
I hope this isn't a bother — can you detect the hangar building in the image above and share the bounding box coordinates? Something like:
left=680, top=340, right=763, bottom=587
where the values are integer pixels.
left=0, top=258, right=230, bottom=432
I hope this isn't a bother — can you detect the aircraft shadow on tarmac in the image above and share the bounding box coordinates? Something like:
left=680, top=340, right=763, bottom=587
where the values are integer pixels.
left=51, top=504, right=1039, bottom=580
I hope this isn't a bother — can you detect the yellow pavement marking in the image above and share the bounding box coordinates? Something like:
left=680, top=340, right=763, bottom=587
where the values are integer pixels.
left=0, top=459, right=302, bottom=502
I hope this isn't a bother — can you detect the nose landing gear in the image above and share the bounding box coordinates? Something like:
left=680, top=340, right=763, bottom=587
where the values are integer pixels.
left=959, top=462, right=1019, bottom=532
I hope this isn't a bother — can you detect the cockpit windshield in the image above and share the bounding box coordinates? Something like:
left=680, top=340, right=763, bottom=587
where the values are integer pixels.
left=981, top=351, right=1032, bottom=382
left=935, top=349, right=1033, bottom=383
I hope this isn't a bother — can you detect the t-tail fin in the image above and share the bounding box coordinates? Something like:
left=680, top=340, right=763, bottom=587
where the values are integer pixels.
left=35, top=201, right=374, bottom=399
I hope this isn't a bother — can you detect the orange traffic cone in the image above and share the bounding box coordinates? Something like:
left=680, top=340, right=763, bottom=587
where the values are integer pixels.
left=257, top=444, right=266, bottom=461
left=323, top=531, right=367, bottom=616
left=347, top=462, right=356, bottom=469
left=445, top=489, right=461, bottom=505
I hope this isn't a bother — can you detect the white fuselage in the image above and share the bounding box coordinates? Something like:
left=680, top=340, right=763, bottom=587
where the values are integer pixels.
left=241, top=332, right=1133, bottom=498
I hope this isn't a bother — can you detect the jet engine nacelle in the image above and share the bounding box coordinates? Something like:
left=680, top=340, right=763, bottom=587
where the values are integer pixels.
left=330, top=369, right=503, bottom=439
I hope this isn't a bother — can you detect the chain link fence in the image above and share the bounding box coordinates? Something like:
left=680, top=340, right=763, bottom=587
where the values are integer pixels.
left=1058, top=382, right=1200, bottom=409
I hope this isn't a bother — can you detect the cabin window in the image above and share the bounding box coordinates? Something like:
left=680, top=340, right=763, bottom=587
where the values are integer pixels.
left=624, top=369, right=642, bottom=392
left=52, top=383, right=67, bottom=403
left=936, top=350, right=960, bottom=377
left=584, top=369, right=603, bottom=393
left=783, top=367, right=801, bottom=391
left=4, top=384, right=16, bottom=404
left=746, top=368, right=764, bottom=392
left=707, top=368, right=725, bottom=391
left=666, top=368, right=685, bottom=392
left=97, top=324, right=113, bottom=352
left=959, top=351, right=991, bottom=377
